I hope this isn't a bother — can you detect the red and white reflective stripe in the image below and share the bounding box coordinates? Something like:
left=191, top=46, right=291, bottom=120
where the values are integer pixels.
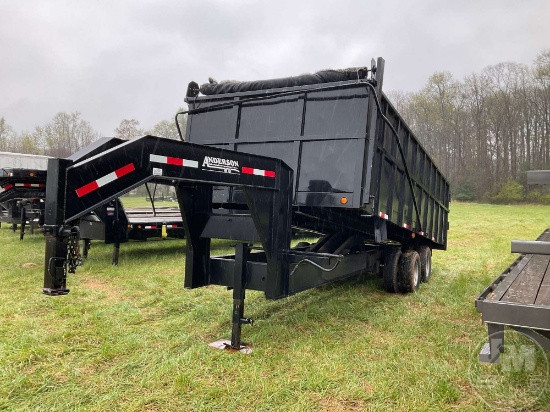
left=149, top=154, right=198, bottom=169
left=403, top=223, right=410, bottom=229
left=14, top=183, right=45, bottom=188
left=2, top=184, right=14, bottom=191
left=419, top=231, right=424, bottom=236
left=242, top=167, right=276, bottom=178
left=379, top=212, right=389, bottom=220
left=432, top=237, right=436, bottom=242
left=75, top=163, right=135, bottom=198
left=140, top=224, right=179, bottom=230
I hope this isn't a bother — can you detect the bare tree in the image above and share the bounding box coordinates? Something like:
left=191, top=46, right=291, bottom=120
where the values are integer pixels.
left=0, top=117, right=15, bottom=151
left=44, top=112, right=99, bottom=157
left=149, top=119, right=180, bottom=140
left=115, top=119, right=144, bottom=140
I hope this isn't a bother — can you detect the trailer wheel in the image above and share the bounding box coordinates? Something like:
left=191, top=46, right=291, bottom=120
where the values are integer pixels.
left=383, top=250, right=401, bottom=293
left=417, top=246, right=432, bottom=283
left=398, top=250, right=421, bottom=293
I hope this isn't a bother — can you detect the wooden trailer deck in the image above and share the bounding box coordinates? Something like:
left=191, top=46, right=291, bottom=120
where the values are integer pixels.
left=476, top=228, right=550, bottom=362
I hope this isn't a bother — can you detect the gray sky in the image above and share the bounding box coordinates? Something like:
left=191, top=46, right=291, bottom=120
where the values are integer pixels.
left=1, top=0, right=549, bottom=136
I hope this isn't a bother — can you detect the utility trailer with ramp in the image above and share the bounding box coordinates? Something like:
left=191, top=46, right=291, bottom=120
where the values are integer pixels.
left=476, top=170, right=550, bottom=363
left=42, top=57, right=450, bottom=350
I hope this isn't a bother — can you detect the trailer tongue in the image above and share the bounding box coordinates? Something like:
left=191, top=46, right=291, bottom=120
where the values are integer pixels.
left=43, top=57, right=450, bottom=350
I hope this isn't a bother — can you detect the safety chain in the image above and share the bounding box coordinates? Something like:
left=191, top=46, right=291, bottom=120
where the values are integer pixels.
left=66, top=229, right=82, bottom=274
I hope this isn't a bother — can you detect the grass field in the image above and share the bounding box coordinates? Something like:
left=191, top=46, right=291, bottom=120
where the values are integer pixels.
left=1, top=202, right=549, bottom=411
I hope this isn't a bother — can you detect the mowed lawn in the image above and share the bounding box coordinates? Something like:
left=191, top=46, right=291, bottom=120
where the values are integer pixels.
left=0, top=202, right=549, bottom=411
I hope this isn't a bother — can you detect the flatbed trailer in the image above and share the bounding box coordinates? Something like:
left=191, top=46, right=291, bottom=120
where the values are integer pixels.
left=42, top=57, right=450, bottom=349
left=79, top=201, right=184, bottom=264
left=476, top=171, right=550, bottom=362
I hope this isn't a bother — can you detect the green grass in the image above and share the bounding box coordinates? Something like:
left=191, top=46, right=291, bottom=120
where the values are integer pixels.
left=1, top=203, right=549, bottom=411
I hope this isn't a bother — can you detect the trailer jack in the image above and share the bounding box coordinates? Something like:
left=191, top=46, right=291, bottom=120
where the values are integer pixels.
left=43, top=225, right=81, bottom=296
left=209, top=242, right=254, bottom=354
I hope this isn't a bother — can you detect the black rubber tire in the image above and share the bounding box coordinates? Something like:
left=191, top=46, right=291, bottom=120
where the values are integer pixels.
left=383, top=250, right=402, bottom=293
left=417, top=245, right=432, bottom=283
left=398, top=250, right=421, bottom=293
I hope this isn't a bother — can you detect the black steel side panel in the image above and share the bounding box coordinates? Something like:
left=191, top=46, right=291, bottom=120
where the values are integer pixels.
left=369, top=95, right=450, bottom=247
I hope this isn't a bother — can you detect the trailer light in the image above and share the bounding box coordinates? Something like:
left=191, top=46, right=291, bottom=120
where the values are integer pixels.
left=137, top=225, right=142, bottom=229
left=340, top=197, right=348, bottom=205
left=29, top=172, right=34, bottom=177
left=411, top=233, right=416, bottom=239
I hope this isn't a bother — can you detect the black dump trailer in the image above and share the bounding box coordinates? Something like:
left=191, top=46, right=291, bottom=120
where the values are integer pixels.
left=476, top=170, right=550, bottom=363
left=0, top=167, right=47, bottom=239
left=42, top=57, right=450, bottom=349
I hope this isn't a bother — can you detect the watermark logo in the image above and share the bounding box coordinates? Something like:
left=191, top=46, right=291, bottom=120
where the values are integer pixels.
left=468, top=329, right=549, bottom=411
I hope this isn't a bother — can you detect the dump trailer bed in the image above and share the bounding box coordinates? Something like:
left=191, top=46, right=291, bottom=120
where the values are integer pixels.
left=185, top=60, right=450, bottom=249
left=42, top=57, right=449, bottom=350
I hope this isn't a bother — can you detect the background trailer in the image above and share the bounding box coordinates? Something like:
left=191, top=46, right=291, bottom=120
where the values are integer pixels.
left=0, top=167, right=48, bottom=239
left=0, top=152, right=51, bottom=237
left=476, top=170, right=550, bottom=362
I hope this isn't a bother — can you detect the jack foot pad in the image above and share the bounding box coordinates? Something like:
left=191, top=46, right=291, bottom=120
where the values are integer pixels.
left=209, top=339, right=253, bottom=354
left=478, top=342, right=500, bottom=363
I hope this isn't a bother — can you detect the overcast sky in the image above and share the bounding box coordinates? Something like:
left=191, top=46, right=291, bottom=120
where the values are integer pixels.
left=1, top=0, right=549, bottom=136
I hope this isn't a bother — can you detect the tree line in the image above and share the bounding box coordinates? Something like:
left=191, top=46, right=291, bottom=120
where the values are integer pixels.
left=2, top=50, right=550, bottom=202
left=0, top=112, right=186, bottom=158
left=389, top=49, right=550, bottom=201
